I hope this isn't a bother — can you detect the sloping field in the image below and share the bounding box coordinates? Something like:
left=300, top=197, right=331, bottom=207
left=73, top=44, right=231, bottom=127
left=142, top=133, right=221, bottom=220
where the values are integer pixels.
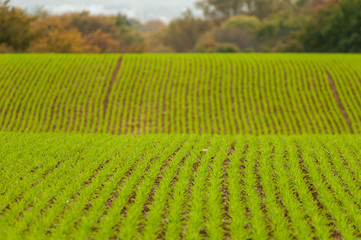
left=0, top=54, right=361, bottom=134
left=1, top=54, right=361, bottom=239
left=1, top=133, right=361, bottom=239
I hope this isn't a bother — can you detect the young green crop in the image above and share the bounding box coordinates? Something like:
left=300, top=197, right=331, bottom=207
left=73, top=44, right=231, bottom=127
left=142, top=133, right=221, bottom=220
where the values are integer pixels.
left=1, top=54, right=361, bottom=134
left=2, top=133, right=361, bottom=239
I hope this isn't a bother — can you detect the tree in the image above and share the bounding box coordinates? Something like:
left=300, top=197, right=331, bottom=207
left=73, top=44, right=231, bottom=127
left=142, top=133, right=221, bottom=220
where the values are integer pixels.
left=196, top=0, right=290, bottom=19
left=0, top=0, right=34, bottom=51
left=195, top=0, right=326, bottom=20
left=32, top=5, right=49, bottom=19
left=85, top=29, right=117, bottom=53
left=195, top=15, right=260, bottom=52
left=141, top=20, right=166, bottom=33
left=256, top=12, right=304, bottom=52
left=196, top=0, right=245, bottom=19
left=162, top=10, right=212, bottom=52
left=29, top=12, right=145, bottom=53
left=293, top=0, right=361, bottom=52
left=29, top=16, right=97, bottom=53
left=67, top=12, right=145, bottom=53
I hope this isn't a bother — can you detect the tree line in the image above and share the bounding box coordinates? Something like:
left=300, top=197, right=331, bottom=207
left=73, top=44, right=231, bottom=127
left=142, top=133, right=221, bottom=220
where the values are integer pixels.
left=0, top=0, right=360, bottom=53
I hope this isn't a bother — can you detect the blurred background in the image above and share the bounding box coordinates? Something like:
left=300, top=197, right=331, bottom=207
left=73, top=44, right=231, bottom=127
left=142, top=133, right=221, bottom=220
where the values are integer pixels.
left=0, top=0, right=360, bottom=53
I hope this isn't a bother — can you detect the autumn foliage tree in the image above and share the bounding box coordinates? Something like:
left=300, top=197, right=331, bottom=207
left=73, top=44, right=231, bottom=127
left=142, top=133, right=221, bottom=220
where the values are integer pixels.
left=0, top=0, right=34, bottom=52
left=29, top=12, right=145, bottom=53
left=1, top=1, right=146, bottom=53
left=29, top=16, right=97, bottom=53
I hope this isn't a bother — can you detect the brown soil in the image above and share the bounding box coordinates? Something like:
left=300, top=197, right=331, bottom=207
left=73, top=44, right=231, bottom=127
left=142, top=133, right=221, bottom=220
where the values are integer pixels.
left=227, top=57, right=244, bottom=133
left=119, top=58, right=138, bottom=134
left=254, top=147, right=273, bottom=237
left=283, top=149, right=316, bottom=235
left=255, top=61, right=269, bottom=134
left=104, top=57, right=122, bottom=120
left=279, top=62, right=301, bottom=134
left=196, top=61, right=203, bottom=133
left=326, top=70, right=354, bottom=133
left=301, top=61, right=330, bottom=133
left=240, top=62, right=252, bottom=134
left=46, top=95, right=58, bottom=132
left=269, top=146, right=295, bottom=234
left=171, top=61, right=182, bottom=134
left=308, top=62, right=339, bottom=134
left=228, top=61, right=240, bottom=133
left=220, top=143, right=235, bottom=238
left=42, top=64, right=64, bottom=132
left=10, top=60, right=48, bottom=130
left=139, top=143, right=194, bottom=237
left=161, top=59, right=172, bottom=134
left=64, top=61, right=87, bottom=132
left=184, top=59, right=191, bottom=134
left=207, top=60, right=215, bottom=134
left=179, top=143, right=212, bottom=238
left=112, top=144, right=183, bottom=238
left=125, top=60, right=145, bottom=134
left=287, top=60, right=315, bottom=133
left=203, top=63, right=214, bottom=134
left=296, top=145, right=343, bottom=238
left=0, top=67, right=19, bottom=115
left=142, top=59, right=158, bottom=134
left=218, top=61, right=228, bottom=134
left=134, top=62, right=149, bottom=134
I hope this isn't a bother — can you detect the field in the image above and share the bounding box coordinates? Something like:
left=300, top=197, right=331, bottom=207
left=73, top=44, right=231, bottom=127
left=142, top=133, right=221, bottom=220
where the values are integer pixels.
left=0, top=54, right=361, bottom=134
left=1, top=54, right=361, bottom=240
left=1, top=133, right=361, bottom=239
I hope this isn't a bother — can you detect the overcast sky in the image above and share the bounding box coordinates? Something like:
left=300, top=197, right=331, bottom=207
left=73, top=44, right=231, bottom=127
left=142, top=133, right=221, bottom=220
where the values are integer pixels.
left=11, top=0, right=198, bottom=23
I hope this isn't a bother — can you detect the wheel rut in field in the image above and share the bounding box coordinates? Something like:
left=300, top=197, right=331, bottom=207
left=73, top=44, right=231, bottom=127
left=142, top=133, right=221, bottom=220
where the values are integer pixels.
left=326, top=70, right=354, bottom=133
left=103, top=57, right=123, bottom=119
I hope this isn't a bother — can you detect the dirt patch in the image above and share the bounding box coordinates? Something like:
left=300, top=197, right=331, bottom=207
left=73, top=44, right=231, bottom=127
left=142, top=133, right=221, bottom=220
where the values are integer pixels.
left=326, top=70, right=354, bottom=133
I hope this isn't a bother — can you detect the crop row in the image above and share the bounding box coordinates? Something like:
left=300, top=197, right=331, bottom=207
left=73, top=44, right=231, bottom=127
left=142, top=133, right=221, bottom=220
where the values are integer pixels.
left=1, top=132, right=361, bottom=239
left=0, top=54, right=360, bottom=134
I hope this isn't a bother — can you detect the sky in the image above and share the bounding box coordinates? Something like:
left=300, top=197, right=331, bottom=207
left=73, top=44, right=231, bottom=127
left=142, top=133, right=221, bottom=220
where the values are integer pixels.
left=11, top=0, right=198, bottom=23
